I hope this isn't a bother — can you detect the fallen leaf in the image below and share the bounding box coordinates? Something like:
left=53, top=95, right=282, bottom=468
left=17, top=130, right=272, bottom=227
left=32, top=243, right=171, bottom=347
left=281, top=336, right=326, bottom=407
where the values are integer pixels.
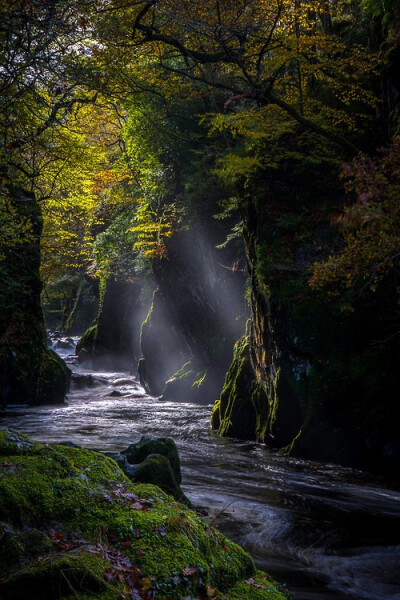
left=182, top=566, right=198, bottom=576
left=49, top=530, right=65, bottom=541
left=141, top=577, right=153, bottom=591
left=206, top=585, right=217, bottom=597
left=130, top=501, right=150, bottom=511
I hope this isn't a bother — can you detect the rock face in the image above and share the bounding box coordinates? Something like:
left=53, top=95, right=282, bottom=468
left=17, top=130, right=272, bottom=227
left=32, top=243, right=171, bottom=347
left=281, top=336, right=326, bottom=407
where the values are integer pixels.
left=0, top=187, right=69, bottom=406
left=212, top=191, right=400, bottom=474
left=77, top=276, right=147, bottom=371
left=138, top=290, right=189, bottom=396
left=211, top=336, right=271, bottom=442
left=0, top=428, right=288, bottom=600
left=138, top=224, right=246, bottom=402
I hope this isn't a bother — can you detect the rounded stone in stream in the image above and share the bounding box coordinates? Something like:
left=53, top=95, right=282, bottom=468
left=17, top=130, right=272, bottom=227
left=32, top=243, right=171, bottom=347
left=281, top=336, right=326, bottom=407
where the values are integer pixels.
left=55, top=338, right=75, bottom=350
left=129, top=453, right=185, bottom=500
left=70, top=373, right=94, bottom=388
left=122, top=436, right=182, bottom=485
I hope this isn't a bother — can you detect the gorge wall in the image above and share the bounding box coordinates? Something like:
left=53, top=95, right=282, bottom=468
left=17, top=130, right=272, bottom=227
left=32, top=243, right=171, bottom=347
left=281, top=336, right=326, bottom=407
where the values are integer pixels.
left=211, top=179, right=400, bottom=475
left=0, top=186, right=69, bottom=407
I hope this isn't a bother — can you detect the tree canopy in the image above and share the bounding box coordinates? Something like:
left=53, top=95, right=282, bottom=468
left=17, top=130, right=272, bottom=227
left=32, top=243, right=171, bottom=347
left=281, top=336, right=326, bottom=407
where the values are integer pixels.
left=1, top=0, right=398, bottom=305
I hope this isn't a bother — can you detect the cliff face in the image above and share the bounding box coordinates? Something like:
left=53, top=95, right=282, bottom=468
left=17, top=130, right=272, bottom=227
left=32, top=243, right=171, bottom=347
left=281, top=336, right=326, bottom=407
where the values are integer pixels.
left=138, top=222, right=246, bottom=402
left=0, top=187, right=69, bottom=406
left=212, top=191, right=400, bottom=474
left=77, top=276, right=147, bottom=372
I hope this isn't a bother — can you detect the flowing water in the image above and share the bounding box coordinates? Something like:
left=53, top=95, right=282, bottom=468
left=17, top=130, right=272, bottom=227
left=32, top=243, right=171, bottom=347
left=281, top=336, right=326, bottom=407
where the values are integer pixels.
left=1, top=345, right=400, bottom=600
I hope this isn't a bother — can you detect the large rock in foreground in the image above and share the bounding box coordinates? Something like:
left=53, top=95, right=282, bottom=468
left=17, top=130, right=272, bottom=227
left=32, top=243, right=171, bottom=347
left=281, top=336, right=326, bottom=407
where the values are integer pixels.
left=0, top=428, right=288, bottom=600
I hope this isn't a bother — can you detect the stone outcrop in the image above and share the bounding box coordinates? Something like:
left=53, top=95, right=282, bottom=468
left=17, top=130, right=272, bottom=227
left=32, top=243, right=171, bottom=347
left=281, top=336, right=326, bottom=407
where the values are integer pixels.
left=77, top=276, right=147, bottom=372
left=0, top=187, right=69, bottom=406
left=0, top=428, right=289, bottom=600
left=138, top=223, right=246, bottom=402
left=211, top=192, right=400, bottom=474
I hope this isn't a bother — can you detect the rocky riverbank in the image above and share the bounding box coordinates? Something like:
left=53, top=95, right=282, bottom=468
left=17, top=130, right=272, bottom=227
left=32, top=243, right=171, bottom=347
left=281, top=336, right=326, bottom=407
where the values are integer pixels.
left=0, top=428, right=289, bottom=600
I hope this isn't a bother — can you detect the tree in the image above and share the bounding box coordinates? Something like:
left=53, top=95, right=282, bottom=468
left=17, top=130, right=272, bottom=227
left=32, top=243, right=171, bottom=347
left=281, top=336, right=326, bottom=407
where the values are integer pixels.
left=108, top=0, right=379, bottom=155
left=310, top=138, right=400, bottom=298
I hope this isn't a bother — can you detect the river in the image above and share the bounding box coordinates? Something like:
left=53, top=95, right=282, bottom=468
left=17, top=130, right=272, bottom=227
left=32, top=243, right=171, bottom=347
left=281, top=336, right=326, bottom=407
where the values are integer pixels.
left=1, top=345, right=400, bottom=600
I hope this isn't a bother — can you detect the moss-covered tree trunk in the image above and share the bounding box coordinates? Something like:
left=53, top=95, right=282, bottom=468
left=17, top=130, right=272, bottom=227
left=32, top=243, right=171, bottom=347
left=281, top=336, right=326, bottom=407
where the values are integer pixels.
left=0, top=186, right=69, bottom=406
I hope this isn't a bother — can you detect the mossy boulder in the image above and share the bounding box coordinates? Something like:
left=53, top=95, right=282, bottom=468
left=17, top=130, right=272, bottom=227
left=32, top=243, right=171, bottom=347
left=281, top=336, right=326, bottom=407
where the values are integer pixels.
left=123, top=436, right=182, bottom=485
left=115, top=437, right=187, bottom=503
left=0, top=428, right=288, bottom=600
left=127, top=454, right=186, bottom=503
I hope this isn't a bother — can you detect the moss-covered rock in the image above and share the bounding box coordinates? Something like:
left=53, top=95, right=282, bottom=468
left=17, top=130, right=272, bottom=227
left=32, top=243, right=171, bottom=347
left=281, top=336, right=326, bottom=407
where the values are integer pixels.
left=0, top=428, right=288, bottom=600
left=106, top=437, right=187, bottom=503
left=127, top=454, right=186, bottom=502
left=0, top=186, right=69, bottom=407
left=123, top=436, right=182, bottom=485
left=211, top=336, right=274, bottom=442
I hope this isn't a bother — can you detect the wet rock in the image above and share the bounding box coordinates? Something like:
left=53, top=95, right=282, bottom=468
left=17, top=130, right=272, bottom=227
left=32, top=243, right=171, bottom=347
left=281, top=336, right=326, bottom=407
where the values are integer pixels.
left=128, top=454, right=186, bottom=502
left=111, top=378, right=137, bottom=386
left=0, top=428, right=35, bottom=455
left=123, top=436, right=182, bottom=485
left=105, top=389, right=129, bottom=397
left=71, top=373, right=94, bottom=388
left=55, top=338, right=75, bottom=350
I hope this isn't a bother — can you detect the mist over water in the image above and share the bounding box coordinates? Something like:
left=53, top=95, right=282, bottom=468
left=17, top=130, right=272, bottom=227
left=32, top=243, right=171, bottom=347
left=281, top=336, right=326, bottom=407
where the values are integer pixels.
left=1, top=345, right=400, bottom=600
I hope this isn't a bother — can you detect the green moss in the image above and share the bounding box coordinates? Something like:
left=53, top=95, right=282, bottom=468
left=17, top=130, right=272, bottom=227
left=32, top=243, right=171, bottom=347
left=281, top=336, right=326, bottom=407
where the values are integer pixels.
left=37, top=349, right=70, bottom=404
left=211, top=337, right=277, bottom=442
left=227, top=571, right=291, bottom=599
left=76, top=323, right=98, bottom=357
left=1, top=551, right=122, bottom=600
left=0, top=429, right=288, bottom=600
left=0, top=428, right=37, bottom=455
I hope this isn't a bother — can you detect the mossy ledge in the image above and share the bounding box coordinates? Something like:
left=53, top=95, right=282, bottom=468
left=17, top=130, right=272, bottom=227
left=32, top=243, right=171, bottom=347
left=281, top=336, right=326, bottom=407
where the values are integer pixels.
left=0, top=428, right=289, bottom=600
